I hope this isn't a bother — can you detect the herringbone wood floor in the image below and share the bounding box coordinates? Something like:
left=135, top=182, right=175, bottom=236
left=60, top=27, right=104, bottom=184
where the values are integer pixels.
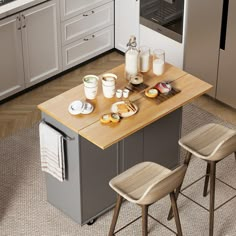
left=0, top=50, right=235, bottom=138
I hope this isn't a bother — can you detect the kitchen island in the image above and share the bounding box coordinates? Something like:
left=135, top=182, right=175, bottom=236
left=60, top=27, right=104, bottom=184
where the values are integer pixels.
left=38, top=63, right=212, bottom=225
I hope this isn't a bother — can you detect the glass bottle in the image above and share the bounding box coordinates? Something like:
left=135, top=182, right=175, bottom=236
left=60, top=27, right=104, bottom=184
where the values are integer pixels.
left=125, top=35, right=139, bottom=80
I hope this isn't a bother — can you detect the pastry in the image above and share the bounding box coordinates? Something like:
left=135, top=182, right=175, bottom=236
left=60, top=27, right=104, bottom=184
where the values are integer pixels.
left=116, top=103, right=129, bottom=113
left=145, top=88, right=159, bottom=98
left=130, top=75, right=144, bottom=85
left=100, top=114, right=111, bottom=124
left=155, top=82, right=172, bottom=94
left=110, top=113, right=120, bottom=123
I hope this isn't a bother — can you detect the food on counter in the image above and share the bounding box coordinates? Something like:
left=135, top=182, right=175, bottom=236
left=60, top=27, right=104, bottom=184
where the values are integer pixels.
left=100, top=113, right=121, bottom=124
left=111, top=101, right=138, bottom=118
left=117, top=103, right=129, bottom=113
left=155, top=82, right=172, bottom=94
left=130, top=74, right=144, bottom=85
left=100, top=114, right=111, bottom=124
left=145, top=88, right=159, bottom=98
left=110, top=113, right=120, bottom=123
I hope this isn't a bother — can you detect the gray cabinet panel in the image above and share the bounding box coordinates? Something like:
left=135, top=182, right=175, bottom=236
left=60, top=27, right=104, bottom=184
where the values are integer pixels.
left=143, top=108, right=182, bottom=169
left=80, top=137, right=118, bottom=223
left=216, top=0, right=236, bottom=108
left=42, top=113, right=82, bottom=223
left=184, top=0, right=223, bottom=97
left=122, top=129, right=144, bottom=171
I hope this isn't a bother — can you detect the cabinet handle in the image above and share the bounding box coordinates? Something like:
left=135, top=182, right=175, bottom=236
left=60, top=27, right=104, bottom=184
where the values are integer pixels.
left=83, top=10, right=94, bottom=17
left=83, top=35, right=95, bottom=41
left=16, top=16, right=21, bottom=30
left=21, top=14, right=26, bottom=28
left=220, top=0, right=229, bottom=50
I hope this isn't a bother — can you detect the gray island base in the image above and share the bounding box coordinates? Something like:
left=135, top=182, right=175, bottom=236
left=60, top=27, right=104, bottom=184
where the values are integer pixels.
left=42, top=108, right=182, bottom=225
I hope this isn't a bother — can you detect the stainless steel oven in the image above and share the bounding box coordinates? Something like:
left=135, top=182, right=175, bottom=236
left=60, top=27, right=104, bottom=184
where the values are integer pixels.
left=140, top=0, right=184, bottom=43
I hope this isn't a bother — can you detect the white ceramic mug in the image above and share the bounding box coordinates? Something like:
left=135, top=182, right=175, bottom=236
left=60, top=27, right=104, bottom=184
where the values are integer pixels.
left=102, top=84, right=116, bottom=98
left=102, top=73, right=117, bottom=98
left=82, top=75, right=99, bottom=99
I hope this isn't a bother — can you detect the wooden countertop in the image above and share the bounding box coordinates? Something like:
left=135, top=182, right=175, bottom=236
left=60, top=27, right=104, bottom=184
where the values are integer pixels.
left=38, top=63, right=212, bottom=149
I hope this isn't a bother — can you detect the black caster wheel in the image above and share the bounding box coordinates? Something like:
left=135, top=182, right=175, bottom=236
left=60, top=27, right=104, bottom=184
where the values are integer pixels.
left=87, top=218, right=97, bottom=226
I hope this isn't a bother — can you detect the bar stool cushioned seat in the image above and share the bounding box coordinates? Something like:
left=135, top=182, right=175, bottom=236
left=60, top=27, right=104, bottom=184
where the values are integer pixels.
left=108, top=161, right=187, bottom=236
left=168, top=123, right=236, bottom=236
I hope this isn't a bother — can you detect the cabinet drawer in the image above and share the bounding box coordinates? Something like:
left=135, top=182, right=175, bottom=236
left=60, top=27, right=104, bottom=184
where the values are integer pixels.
left=60, top=0, right=112, bottom=21
left=62, top=26, right=114, bottom=70
left=61, top=2, right=113, bottom=46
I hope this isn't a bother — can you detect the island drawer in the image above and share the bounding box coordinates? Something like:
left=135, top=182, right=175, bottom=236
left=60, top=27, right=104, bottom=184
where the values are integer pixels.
left=62, top=25, right=114, bottom=70
left=61, top=2, right=114, bottom=46
left=60, top=0, right=112, bottom=20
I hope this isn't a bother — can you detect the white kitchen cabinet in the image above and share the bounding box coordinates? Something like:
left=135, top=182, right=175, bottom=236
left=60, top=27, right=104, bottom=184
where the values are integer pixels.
left=22, top=0, right=62, bottom=87
left=60, top=0, right=111, bottom=20
left=0, top=0, right=62, bottom=100
left=63, top=26, right=114, bottom=70
left=0, top=15, right=25, bottom=100
left=61, top=2, right=114, bottom=46
left=115, top=0, right=140, bottom=53
left=60, top=0, right=114, bottom=70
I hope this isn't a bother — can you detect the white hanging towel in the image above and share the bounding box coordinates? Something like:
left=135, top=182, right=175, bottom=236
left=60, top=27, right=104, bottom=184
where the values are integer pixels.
left=39, top=122, right=65, bottom=182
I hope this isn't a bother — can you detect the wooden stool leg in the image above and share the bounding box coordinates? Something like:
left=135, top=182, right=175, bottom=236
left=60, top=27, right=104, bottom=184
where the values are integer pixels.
left=108, top=195, right=123, bottom=236
left=142, top=205, right=148, bottom=236
left=203, top=162, right=210, bottom=197
left=209, top=162, right=216, bottom=236
left=170, top=192, right=183, bottom=236
left=167, top=152, right=192, bottom=221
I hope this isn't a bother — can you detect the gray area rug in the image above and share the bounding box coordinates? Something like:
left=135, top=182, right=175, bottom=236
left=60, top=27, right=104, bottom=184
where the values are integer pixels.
left=0, top=104, right=236, bottom=236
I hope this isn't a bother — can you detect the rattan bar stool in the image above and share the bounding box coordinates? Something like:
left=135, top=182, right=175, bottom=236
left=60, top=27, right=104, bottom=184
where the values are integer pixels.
left=168, top=123, right=236, bottom=236
left=108, top=161, right=187, bottom=236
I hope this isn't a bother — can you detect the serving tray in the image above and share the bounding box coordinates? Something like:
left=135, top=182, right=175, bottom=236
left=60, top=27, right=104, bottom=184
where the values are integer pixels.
left=143, top=85, right=181, bottom=104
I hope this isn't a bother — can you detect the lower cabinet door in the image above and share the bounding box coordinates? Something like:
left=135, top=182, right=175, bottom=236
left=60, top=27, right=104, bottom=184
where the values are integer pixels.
left=62, top=25, right=114, bottom=70
left=0, top=14, right=25, bottom=100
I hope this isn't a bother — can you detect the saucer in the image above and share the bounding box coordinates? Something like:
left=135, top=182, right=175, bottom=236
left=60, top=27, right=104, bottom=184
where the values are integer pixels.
left=68, top=100, right=94, bottom=115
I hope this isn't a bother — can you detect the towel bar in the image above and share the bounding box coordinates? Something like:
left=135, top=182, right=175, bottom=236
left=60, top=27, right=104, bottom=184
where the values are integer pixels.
left=40, top=120, right=75, bottom=141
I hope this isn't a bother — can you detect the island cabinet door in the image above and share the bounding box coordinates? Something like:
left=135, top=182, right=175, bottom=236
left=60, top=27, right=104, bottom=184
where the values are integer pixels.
left=143, top=108, right=182, bottom=169
left=79, top=137, right=119, bottom=224
left=120, top=129, right=144, bottom=171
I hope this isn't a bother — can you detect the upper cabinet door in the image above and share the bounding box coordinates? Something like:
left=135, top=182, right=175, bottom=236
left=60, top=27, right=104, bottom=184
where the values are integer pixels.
left=216, top=0, right=236, bottom=108
left=60, top=0, right=112, bottom=20
left=115, top=0, right=140, bottom=52
left=21, top=0, right=62, bottom=87
left=0, top=14, right=25, bottom=100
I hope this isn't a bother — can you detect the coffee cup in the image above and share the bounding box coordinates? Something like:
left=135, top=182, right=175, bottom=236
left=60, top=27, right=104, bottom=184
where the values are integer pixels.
left=102, top=73, right=117, bottom=98
left=82, top=75, right=99, bottom=99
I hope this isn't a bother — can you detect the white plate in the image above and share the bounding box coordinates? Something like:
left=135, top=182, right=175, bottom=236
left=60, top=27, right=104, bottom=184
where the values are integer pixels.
left=68, top=101, right=94, bottom=115
left=111, top=101, right=138, bottom=118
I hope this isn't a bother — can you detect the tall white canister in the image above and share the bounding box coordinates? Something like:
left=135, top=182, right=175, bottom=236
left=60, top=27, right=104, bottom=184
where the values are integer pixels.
left=125, top=35, right=139, bottom=80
